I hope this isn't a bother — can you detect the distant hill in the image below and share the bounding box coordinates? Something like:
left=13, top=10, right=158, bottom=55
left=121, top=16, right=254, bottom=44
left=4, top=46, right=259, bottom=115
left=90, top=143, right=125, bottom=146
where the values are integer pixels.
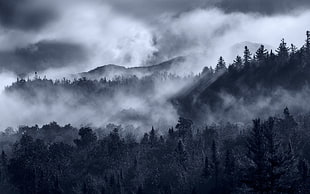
left=78, top=56, right=186, bottom=80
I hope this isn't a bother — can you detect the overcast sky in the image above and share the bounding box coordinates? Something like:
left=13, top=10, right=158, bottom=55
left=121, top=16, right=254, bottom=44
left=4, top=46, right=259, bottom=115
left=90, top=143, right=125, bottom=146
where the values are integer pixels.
left=0, top=0, right=310, bottom=76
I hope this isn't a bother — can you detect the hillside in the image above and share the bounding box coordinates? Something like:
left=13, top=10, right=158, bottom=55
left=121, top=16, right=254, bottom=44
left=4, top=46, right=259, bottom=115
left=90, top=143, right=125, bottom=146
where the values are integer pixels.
left=79, top=56, right=186, bottom=79
left=175, top=37, right=310, bottom=123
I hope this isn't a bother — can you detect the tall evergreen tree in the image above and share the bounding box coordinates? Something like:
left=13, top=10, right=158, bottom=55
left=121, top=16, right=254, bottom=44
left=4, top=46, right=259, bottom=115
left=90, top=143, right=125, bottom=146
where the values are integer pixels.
left=290, top=44, right=298, bottom=56
left=211, top=140, right=219, bottom=183
left=233, top=55, right=243, bottom=70
left=243, top=46, right=252, bottom=66
left=74, top=127, right=97, bottom=149
left=149, top=127, right=157, bottom=147
left=175, top=140, right=188, bottom=170
left=244, top=119, right=267, bottom=193
left=224, top=149, right=235, bottom=193
left=245, top=118, right=298, bottom=193
left=255, top=45, right=268, bottom=64
left=306, top=31, right=310, bottom=54
left=215, top=56, right=227, bottom=72
left=202, top=155, right=210, bottom=178
left=276, top=39, right=289, bottom=62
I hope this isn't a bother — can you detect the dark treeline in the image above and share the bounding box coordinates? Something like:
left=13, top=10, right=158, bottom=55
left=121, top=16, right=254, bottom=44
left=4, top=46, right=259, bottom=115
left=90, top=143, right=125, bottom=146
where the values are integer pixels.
left=6, top=72, right=196, bottom=101
left=178, top=31, right=310, bottom=121
left=0, top=108, right=309, bottom=194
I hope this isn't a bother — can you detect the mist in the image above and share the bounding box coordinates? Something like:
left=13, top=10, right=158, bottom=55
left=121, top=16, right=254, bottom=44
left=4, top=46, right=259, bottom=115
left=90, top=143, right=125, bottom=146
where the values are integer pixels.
left=1, top=1, right=310, bottom=75
left=0, top=0, right=310, bottom=133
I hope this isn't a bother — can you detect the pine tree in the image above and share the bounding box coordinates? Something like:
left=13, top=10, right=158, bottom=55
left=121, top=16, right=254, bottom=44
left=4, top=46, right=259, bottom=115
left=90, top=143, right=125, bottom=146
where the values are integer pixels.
left=176, top=117, right=193, bottom=140
left=255, top=45, right=268, bottom=64
left=290, top=44, right=298, bottom=56
left=211, top=140, right=219, bottom=183
left=202, top=155, right=210, bottom=178
left=304, top=31, right=310, bottom=65
left=245, top=118, right=299, bottom=193
left=243, top=46, right=252, bottom=66
left=233, top=55, right=243, bottom=70
left=175, top=140, right=188, bottom=170
left=244, top=119, right=267, bottom=193
left=298, top=159, right=309, bottom=192
left=140, top=133, right=149, bottom=145
left=281, top=107, right=298, bottom=138
left=74, top=127, right=97, bottom=149
left=215, top=56, right=227, bottom=72
left=276, top=39, right=289, bottom=63
left=263, top=118, right=286, bottom=192
left=0, top=151, right=7, bottom=183
left=149, top=127, right=157, bottom=147
left=224, top=149, right=235, bottom=193
left=224, top=150, right=235, bottom=177
left=306, top=31, right=310, bottom=54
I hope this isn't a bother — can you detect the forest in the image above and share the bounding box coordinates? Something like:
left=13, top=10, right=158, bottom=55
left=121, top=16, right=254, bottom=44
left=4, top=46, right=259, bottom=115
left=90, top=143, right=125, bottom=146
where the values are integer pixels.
left=0, top=108, right=309, bottom=194
left=0, top=32, right=310, bottom=194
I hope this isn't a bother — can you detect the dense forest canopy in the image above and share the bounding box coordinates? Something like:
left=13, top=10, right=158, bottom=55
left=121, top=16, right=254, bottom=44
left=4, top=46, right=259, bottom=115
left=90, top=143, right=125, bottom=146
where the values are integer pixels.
left=0, top=108, right=309, bottom=193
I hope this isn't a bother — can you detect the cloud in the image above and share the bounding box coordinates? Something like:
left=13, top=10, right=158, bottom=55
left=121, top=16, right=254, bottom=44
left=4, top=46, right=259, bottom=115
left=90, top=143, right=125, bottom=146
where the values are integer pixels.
left=0, top=40, right=87, bottom=75
left=0, top=0, right=310, bottom=76
left=0, top=0, right=56, bottom=31
left=148, top=8, right=310, bottom=72
left=216, top=0, right=310, bottom=15
left=105, top=0, right=310, bottom=19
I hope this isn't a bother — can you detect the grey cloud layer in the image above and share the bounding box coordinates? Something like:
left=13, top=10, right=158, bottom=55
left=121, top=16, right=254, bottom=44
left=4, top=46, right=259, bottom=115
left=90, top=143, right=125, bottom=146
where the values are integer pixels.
left=0, top=0, right=310, bottom=75
left=0, top=0, right=56, bottom=31
left=106, top=0, right=310, bottom=18
left=217, top=0, right=310, bottom=15
left=0, top=41, right=87, bottom=75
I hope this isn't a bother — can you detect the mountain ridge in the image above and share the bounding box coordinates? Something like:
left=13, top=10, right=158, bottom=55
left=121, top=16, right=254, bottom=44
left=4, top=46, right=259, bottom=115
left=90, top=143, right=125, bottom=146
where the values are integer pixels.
left=79, top=56, right=186, bottom=79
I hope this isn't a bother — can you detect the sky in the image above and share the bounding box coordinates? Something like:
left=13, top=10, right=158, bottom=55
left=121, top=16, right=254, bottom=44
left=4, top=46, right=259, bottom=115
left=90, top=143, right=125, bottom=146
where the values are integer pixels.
left=0, top=0, right=310, bottom=76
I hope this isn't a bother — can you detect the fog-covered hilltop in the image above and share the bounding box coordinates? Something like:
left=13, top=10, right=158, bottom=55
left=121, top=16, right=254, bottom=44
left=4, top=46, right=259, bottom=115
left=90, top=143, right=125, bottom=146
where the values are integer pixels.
left=4, top=61, right=196, bottom=131
left=4, top=32, right=310, bottom=130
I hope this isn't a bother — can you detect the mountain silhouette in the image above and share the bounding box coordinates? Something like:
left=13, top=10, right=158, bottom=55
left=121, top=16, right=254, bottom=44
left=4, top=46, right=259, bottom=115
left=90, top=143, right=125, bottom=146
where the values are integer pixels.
left=79, top=56, right=186, bottom=79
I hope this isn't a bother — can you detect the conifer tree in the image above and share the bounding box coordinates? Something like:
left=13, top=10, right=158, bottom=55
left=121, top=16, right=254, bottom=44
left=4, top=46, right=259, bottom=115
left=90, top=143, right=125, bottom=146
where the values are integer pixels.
left=255, top=45, right=268, bottom=63
left=290, top=44, right=298, bottom=56
left=276, top=39, right=289, bottom=62
left=149, top=127, right=157, bottom=147
left=140, top=133, right=149, bottom=145
left=215, top=56, right=227, bottom=72
left=202, top=155, right=210, bottom=178
left=244, top=119, right=267, bottom=193
left=243, top=46, right=252, bottom=66
left=211, top=140, right=219, bottom=183
left=297, top=159, right=309, bottom=192
left=306, top=31, right=310, bottom=54
left=233, top=55, right=243, bottom=69
left=175, top=140, right=188, bottom=170
left=224, top=149, right=235, bottom=193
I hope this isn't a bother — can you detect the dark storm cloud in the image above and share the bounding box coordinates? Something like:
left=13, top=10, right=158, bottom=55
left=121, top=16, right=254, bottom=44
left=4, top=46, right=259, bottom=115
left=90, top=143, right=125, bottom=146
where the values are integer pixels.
left=217, top=0, right=310, bottom=15
left=0, top=41, right=87, bottom=75
left=0, top=0, right=309, bottom=75
left=104, top=0, right=210, bottom=19
left=0, top=0, right=55, bottom=30
left=106, top=0, right=310, bottom=18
